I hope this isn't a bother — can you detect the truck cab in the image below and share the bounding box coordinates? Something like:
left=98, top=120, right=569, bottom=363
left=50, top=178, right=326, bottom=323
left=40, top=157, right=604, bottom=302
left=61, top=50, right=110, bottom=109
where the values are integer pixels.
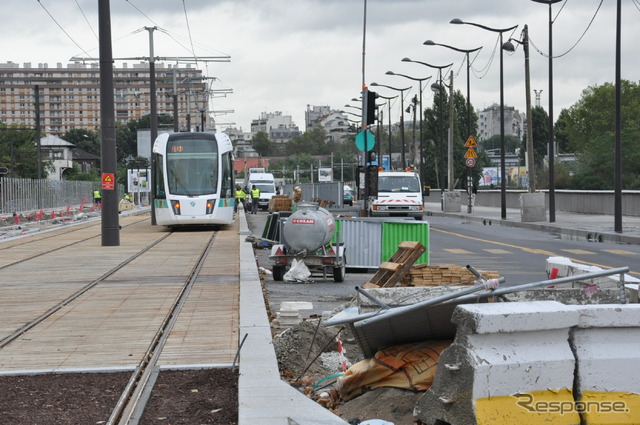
left=369, top=170, right=424, bottom=220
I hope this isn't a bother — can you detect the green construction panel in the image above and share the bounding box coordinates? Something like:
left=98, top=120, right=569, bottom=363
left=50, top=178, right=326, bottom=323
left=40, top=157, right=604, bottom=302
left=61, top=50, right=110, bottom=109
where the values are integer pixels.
left=381, top=221, right=430, bottom=265
left=331, top=219, right=343, bottom=244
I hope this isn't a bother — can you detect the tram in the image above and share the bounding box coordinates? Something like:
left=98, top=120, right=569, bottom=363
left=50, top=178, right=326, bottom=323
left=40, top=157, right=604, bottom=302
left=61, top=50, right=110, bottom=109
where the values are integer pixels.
left=152, top=132, right=235, bottom=227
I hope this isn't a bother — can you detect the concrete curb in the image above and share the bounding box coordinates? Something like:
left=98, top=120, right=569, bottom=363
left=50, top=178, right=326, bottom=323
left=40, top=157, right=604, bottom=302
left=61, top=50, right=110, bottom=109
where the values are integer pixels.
left=237, top=211, right=348, bottom=425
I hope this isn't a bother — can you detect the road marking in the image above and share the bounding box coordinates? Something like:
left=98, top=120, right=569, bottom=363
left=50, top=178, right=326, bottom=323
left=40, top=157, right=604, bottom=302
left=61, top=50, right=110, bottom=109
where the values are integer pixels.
left=602, top=249, right=638, bottom=255
left=562, top=249, right=596, bottom=255
left=444, top=249, right=473, bottom=254
left=484, top=249, right=511, bottom=254
left=431, top=226, right=640, bottom=277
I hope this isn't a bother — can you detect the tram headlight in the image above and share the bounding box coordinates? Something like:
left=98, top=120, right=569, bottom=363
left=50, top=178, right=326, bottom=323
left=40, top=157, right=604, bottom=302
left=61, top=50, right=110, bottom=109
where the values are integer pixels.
left=171, top=200, right=181, bottom=215
left=206, top=199, right=215, bottom=214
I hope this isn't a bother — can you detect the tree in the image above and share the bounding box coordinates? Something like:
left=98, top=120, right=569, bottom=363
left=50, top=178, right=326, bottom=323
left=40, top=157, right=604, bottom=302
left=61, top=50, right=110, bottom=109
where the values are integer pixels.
left=554, top=108, right=571, bottom=154
left=251, top=131, right=273, bottom=156
left=563, top=80, right=640, bottom=153
left=560, top=80, right=640, bottom=189
left=422, top=88, right=481, bottom=190
left=0, top=124, right=50, bottom=178
left=519, top=106, right=549, bottom=176
left=63, top=129, right=100, bottom=157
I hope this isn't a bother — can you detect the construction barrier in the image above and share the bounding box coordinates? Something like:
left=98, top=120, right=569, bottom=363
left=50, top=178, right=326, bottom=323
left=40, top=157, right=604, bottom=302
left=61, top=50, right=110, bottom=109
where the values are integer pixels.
left=414, top=301, right=640, bottom=425
left=415, top=301, right=581, bottom=425
left=572, top=305, right=640, bottom=425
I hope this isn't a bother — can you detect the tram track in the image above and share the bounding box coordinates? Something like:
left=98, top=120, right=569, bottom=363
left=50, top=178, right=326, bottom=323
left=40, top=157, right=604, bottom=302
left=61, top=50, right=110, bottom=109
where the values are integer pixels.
left=107, top=231, right=218, bottom=425
left=0, top=215, right=150, bottom=270
left=0, top=230, right=173, bottom=350
left=0, top=216, right=238, bottom=424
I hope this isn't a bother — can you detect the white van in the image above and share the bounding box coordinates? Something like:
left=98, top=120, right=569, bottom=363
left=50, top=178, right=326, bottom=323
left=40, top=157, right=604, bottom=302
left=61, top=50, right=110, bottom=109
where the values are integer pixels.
left=369, top=170, right=424, bottom=219
left=247, top=172, right=277, bottom=210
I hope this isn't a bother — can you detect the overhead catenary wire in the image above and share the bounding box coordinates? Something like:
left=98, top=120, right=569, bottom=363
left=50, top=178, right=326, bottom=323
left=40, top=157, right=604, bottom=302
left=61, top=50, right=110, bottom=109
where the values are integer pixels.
left=529, top=0, right=604, bottom=59
left=36, top=0, right=93, bottom=59
left=74, top=0, right=98, bottom=41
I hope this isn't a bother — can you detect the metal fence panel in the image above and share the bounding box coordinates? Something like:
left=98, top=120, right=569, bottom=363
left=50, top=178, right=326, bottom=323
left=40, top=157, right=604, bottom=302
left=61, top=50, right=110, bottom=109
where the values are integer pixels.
left=0, top=178, right=124, bottom=215
left=336, top=217, right=383, bottom=269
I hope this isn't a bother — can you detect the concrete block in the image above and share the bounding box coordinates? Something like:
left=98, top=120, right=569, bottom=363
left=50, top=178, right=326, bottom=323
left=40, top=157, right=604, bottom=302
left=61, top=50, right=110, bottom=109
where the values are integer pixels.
left=504, top=288, right=627, bottom=305
left=443, top=191, right=461, bottom=212
left=414, top=301, right=580, bottom=425
left=357, top=286, right=470, bottom=313
left=519, top=192, right=546, bottom=222
left=570, top=305, right=640, bottom=424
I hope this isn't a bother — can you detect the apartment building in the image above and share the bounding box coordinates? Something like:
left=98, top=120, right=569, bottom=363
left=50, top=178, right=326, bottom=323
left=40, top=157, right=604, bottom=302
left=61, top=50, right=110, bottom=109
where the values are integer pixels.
left=0, top=61, right=208, bottom=135
left=250, top=111, right=301, bottom=145
left=476, top=103, right=525, bottom=143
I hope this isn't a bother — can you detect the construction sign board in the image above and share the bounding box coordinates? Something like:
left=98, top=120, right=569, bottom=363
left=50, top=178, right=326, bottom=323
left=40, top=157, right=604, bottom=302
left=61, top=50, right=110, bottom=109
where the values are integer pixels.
left=464, top=136, right=478, bottom=147
left=464, top=148, right=477, bottom=159
left=102, top=173, right=115, bottom=190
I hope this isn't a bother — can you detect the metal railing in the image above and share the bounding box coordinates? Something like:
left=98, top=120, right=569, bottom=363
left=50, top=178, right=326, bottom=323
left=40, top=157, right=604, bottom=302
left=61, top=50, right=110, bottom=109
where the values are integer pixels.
left=0, top=178, right=122, bottom=215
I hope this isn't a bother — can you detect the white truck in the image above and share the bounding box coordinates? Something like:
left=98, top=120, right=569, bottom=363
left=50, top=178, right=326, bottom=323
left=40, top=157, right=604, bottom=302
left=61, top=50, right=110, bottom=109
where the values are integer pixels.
left=369, top=169, right=424, bottom=220
left=246, top=172, right=277, bottom=210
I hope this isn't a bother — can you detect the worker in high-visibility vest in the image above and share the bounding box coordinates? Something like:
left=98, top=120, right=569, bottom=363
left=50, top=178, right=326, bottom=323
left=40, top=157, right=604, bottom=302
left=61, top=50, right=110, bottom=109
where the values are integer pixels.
left=93, top=189, right=101, bottom=205
left=250, top=185, right=260, bottom=214
left=235, top=185, right=247, bottom=212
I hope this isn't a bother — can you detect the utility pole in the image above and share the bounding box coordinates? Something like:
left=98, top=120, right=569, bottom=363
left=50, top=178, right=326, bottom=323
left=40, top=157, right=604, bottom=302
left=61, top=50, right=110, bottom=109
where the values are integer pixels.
left=447, top=71, right=455, bottom=192
left=523, top=25, right=535, bottom=192
left=146, top=26, right=158, bottom=225
left=34, top=85, right=42, bottom=209
left=98, top=0, right=120, bottom=245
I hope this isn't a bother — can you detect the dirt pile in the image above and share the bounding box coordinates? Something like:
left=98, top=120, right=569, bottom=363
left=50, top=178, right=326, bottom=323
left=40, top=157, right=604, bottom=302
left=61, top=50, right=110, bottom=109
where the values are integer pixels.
left=273, top=319, right=423, bottom=424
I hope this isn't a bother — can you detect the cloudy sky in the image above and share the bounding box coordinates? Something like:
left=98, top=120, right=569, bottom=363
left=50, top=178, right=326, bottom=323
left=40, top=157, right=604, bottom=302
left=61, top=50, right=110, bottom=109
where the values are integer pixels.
left=2, top=0, right=638, bottom=133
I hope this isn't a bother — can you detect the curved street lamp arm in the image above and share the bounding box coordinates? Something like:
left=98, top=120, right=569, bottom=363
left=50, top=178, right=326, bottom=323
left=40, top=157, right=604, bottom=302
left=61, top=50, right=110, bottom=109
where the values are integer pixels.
left=370, top=82, right=412, bottom=92
left=424, top=40, right=482, bottom=54
left=401, top=57, right=453, bottom=71
left=450, top=18, right=518, bottom=34
left=386, top=71, right=432, bottom=83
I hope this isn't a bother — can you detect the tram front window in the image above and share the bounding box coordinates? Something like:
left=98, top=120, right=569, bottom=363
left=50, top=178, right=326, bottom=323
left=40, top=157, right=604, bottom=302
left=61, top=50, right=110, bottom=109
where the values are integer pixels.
left=167, top=139, right=218, bottom=196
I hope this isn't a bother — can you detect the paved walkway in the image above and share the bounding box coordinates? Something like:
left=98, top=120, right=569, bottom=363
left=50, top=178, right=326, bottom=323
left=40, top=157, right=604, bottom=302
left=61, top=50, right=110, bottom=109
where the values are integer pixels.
left=424, top=202, right=640, bottom=245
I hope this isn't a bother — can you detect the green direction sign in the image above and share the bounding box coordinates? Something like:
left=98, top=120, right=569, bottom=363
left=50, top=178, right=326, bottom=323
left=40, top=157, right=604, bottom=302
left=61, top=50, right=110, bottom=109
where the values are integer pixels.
left=355, top=131, right=376, bottom=152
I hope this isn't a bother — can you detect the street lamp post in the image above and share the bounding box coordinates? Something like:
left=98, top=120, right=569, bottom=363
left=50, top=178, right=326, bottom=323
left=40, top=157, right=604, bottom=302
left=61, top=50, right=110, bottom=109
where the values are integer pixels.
left=402, top=58, right=452, bottom=203
left=370, top=83, right=412, bottom=169
left=450, top=19, right=518, bottom=220
left=424, top=40, right=482, bottom=213
left=377, top=93, right=398, bottom=169
left=385, top=71, right=431, bottom=180
left=531, top=0, right=562, bottom=223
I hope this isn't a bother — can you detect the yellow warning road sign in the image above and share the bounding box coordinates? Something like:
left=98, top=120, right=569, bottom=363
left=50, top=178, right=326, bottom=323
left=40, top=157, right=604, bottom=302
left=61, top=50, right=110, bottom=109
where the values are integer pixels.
left=464, top=136, right=478, bottom=147
left=464, top=147, right=477, bottom=158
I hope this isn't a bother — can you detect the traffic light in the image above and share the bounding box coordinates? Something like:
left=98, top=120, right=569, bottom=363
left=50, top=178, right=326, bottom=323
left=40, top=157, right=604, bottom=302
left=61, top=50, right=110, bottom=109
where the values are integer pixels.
left=365, top=89, right=378, bottom=125
left=366, top=165, right=378, bottom=196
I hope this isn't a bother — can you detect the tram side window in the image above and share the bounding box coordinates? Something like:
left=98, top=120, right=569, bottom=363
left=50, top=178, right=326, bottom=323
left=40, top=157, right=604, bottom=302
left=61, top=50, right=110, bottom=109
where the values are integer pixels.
left=154, top=153, right=166, bottom=198
left=221, top=152, right=232, bottom=198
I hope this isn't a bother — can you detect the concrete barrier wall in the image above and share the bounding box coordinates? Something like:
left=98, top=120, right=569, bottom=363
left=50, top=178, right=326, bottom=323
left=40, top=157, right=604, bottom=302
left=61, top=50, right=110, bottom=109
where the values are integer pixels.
left=414, top=301, right=640, bottom=425
left=572, top=305, right=640, bottom=425
left=415, top=301, right=581, bottom=425
left=424, top=189, right=640, bottom=217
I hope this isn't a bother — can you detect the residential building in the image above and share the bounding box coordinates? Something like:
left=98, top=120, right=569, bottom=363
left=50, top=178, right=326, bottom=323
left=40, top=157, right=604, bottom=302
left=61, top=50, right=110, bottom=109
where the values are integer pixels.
left=305, top=105, right=352, bottom=144
left=250, top=111, right=300, bottom=145
left=476, top=103, right=525, bottom=143
left=0, top=61, right=209, bottom=135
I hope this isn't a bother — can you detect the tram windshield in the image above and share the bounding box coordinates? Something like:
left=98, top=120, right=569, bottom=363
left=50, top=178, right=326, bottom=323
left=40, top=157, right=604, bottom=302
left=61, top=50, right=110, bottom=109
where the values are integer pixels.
left=166, top=138, right=218, bottom=196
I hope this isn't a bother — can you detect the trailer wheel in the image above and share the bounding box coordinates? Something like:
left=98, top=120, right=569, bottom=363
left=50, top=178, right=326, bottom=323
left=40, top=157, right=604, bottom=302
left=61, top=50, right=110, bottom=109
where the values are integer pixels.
left=333, top=259, right=346, bottom=283
left=273, top=265, right=286, bottom=281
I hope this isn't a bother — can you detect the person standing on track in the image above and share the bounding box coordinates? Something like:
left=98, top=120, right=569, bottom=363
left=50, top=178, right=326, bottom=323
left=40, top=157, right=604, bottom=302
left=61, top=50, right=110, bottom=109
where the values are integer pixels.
left=93, top=189, right=101, bottom=205
left=250, top=184, right=260, bottom=214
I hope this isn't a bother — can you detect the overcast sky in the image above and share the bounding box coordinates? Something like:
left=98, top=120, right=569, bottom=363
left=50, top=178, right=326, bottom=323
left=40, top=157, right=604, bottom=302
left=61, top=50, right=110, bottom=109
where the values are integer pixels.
left=2, top=0, right=638, bottom=133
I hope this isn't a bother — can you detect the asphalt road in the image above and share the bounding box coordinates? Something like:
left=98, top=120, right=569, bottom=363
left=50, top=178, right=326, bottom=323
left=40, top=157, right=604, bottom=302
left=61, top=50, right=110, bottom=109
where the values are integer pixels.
left=245, top=208, right=640, bottom=318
